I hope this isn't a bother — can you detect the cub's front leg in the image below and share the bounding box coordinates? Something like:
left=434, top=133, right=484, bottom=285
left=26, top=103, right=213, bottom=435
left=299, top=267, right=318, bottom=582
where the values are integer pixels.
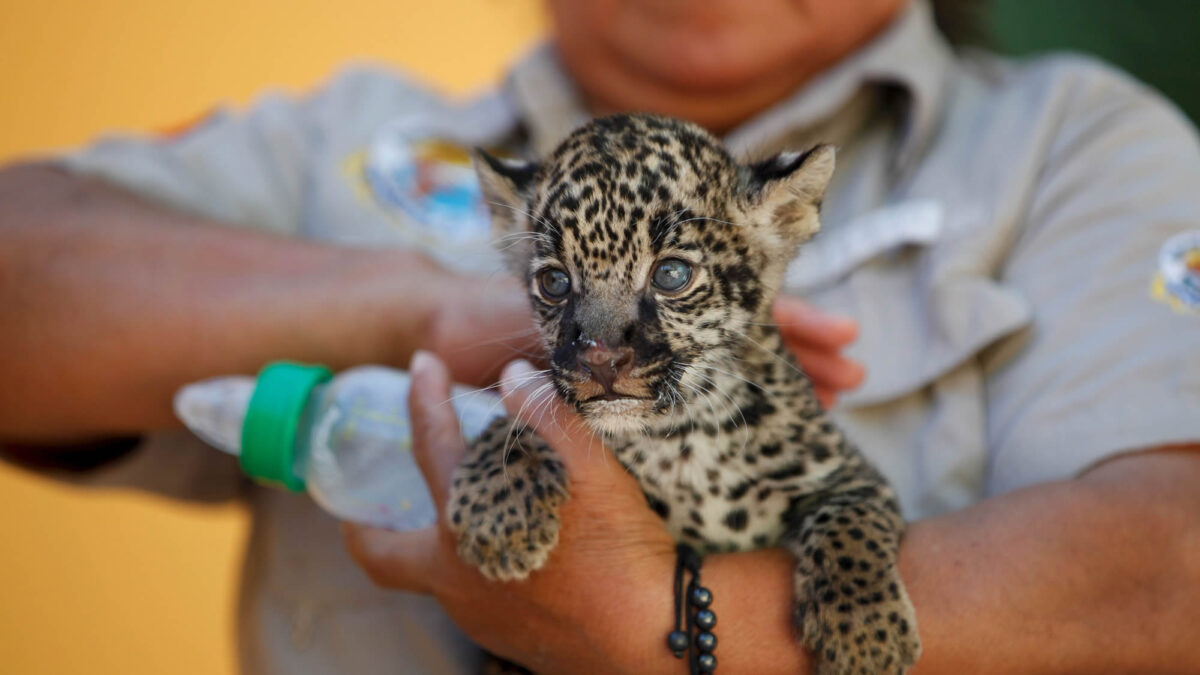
left=448, top=416, right=570, bottom=581
left=781, top=478, right=921, bottom=675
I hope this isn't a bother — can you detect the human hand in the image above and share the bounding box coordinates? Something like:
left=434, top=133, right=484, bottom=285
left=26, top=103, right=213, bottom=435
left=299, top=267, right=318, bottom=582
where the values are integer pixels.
left=773, top=297, right=864, bottom=408
left=343, top=351, right=676, bottom=674
left=424, top=272, right=540, bottom=388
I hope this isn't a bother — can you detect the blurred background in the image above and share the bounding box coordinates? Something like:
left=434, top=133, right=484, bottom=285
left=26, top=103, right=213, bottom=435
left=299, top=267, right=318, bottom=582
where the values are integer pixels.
left=0, top=1, right=1194, bottom=674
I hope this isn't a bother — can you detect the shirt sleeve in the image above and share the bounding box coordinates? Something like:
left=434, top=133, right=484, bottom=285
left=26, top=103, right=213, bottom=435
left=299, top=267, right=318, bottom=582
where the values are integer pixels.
left=57, top=89, right=315, bottom=236
left=983, top=59, right=1200, bottom=495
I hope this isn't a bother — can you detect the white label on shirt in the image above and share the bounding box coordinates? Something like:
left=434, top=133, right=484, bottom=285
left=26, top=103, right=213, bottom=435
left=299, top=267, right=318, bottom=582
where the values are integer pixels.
left=785, top=199, right=944, bottom=291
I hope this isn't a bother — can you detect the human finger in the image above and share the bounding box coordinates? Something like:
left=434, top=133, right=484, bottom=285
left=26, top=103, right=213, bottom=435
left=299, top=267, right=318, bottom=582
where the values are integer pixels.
left=497, top=359, right=607, bottom=478
left=408, top=349, right=468, bottom=509
left=773, top=297, right=858, bottom=349
left=788, top=343, right=866, bottom=393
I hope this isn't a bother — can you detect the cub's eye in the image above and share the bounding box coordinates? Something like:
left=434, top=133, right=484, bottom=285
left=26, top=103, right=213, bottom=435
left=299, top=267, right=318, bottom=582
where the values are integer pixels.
left=653, top=259, right=693, bottom=292
left=537, top=268, right=571, bottom=300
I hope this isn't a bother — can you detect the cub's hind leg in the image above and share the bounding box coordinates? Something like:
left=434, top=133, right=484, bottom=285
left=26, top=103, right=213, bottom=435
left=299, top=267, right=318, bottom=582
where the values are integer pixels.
left=448, top=416, right=569, bottom=581
left=781, top=476, right=921, bottom=675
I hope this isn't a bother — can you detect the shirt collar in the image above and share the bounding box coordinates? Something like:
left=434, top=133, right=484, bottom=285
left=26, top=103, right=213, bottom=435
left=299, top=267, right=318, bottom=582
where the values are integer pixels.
left=503, top=0, right=953, bottom=169
left=502, top=42, right=591, bottom=157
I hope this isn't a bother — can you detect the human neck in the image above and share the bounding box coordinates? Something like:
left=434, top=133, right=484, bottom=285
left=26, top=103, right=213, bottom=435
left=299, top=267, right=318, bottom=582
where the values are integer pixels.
left=575, top=57, right=838, bottom=137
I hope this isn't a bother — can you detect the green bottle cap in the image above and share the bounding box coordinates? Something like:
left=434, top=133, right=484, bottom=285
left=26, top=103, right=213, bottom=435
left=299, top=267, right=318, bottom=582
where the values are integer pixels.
left=240, top=361, right=332, bottom=492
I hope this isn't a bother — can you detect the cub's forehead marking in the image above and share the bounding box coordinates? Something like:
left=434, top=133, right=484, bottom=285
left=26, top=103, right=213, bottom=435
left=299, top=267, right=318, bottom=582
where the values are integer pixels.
left=518, top=114, right=748, bottom=275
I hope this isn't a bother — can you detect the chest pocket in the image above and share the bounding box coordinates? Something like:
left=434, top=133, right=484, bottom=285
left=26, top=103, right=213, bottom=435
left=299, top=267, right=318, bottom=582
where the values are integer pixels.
left=787, top=200, right=1033, bottom=408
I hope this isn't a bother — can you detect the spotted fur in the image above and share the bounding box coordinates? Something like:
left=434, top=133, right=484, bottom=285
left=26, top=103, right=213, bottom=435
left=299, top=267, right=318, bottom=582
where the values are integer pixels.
left=449, top=114, right=920, bottom=674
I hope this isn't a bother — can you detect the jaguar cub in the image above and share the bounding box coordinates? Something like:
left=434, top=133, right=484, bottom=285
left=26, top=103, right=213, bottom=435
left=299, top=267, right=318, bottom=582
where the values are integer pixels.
left=450, top=114, right=920, bottom=674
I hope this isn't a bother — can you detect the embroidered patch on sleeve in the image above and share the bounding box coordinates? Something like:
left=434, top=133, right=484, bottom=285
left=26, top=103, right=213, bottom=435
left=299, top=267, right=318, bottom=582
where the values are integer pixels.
left=1151, top=230, right=1200, bottom=315
left=361, top=118, right=493, bottom=242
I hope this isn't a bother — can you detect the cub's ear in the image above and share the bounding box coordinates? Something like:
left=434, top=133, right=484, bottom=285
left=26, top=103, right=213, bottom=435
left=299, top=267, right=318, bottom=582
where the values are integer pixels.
left=738, top=144, right=835, bottom=245
left=471, top=148, right=540, bottom=239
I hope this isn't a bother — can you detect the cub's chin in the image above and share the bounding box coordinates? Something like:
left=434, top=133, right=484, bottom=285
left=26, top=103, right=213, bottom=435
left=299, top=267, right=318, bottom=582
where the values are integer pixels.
left=577, top=397, right=655, bottom=437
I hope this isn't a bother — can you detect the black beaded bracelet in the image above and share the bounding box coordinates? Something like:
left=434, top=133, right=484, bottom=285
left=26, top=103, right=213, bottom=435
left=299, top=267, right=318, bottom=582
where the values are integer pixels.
left=666, top=544, right=717, bottom=673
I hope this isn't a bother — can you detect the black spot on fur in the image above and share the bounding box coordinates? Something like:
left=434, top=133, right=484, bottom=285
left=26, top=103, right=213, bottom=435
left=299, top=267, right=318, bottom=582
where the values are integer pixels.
left=723, top=509, right=749, bottom=531
left=647, top=495, right=670, bottom=519
left=727, top=480, right=755, bottom=501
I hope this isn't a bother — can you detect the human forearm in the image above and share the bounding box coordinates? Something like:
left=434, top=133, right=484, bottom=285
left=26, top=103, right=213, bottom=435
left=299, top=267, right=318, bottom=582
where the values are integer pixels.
left=905, top=448, right=1200, bottom=674
left=616, top=449, right=1200, bottom=674
left=0, top=163, right=448, bottom=441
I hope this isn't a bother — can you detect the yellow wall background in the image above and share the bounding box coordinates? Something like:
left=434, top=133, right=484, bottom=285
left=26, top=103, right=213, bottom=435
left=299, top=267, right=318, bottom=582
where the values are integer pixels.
left=0, top=2, right=545, bottom=673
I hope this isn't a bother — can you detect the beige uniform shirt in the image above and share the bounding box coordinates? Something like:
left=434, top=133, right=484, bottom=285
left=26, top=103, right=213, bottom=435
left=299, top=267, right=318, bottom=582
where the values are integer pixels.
left=45, top=1, right=1200, bottom=672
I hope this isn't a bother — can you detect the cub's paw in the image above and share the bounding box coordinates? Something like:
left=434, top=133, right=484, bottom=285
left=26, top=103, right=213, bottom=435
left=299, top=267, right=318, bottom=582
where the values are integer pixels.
left=447, top=430, right=569, bottom=581
left=797, top=566, right=921, bottom=675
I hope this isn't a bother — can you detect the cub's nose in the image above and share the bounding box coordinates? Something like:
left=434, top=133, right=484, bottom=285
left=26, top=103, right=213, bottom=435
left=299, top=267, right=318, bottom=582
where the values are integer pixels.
left=579, top=343, right=634, bottom=392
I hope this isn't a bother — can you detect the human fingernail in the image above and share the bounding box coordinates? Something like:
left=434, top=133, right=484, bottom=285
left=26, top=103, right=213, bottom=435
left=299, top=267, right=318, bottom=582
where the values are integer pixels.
left=826, top=316, right=858, bottom=338
left=500, top=359, right=535, bottom=392
left=410, top=349, right=436, bottom=377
